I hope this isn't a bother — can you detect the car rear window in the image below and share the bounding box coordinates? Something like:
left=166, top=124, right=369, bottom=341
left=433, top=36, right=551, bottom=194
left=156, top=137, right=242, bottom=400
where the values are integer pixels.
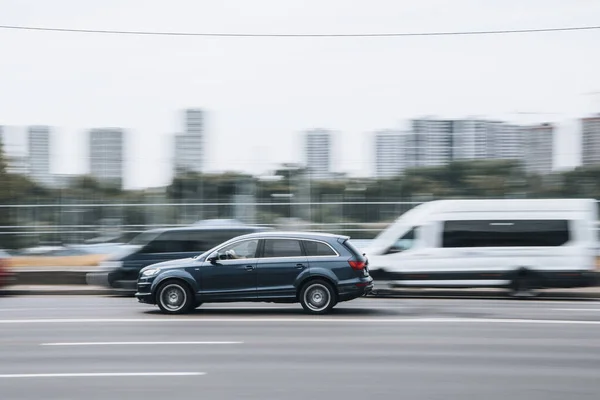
left=303, top=240, right=337, bottom=256
left=342, top=240, right=366, bottom=261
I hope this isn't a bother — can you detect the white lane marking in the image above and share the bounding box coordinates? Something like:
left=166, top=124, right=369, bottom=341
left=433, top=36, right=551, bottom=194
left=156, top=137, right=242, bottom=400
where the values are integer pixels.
left=41, top=341, right=243, bottom=346
left=1, top=317, right=600, bottom=325
left=0, top=372, right=205, bottom=378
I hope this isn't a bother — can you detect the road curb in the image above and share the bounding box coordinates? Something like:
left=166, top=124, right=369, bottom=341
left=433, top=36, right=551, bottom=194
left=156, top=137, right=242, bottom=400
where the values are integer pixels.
left=11, top=269, right=94, bottom=286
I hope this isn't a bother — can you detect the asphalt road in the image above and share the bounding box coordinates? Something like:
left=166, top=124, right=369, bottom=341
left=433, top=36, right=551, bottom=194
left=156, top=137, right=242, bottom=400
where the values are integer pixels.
left=1, top=296, right=600, bottom=400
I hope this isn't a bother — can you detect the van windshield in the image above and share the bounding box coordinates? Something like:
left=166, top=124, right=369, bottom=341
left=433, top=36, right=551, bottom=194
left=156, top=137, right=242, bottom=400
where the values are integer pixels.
left=370, top=203, right=432, bottom=249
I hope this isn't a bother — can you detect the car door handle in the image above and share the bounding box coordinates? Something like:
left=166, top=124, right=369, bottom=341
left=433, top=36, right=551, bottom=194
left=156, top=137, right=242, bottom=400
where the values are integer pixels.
left=245, top=265, right=255, bottom=271
left=296, top=264, right=306, bottom=269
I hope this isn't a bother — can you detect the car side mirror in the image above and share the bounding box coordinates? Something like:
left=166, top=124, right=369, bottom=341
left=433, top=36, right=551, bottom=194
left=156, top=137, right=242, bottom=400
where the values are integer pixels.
left=207, top=252, right=219, bottom=263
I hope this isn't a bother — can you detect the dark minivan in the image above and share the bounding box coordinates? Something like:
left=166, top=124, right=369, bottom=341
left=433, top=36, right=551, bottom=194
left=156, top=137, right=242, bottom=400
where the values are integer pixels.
left=87, top=222, right=270, bottom=290
left=135, top=231, right=373, bottom=314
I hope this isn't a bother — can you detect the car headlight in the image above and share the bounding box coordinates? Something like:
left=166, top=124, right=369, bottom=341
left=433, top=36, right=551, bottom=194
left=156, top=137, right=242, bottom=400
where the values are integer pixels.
left=141, top=268, right=160, bottom=277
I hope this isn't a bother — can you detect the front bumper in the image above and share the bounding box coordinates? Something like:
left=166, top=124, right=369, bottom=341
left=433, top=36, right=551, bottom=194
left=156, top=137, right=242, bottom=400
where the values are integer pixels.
left=86, top=271, right=111, bottom=287
left=135, top=291, right=155, bottom=304
left=86, top=271, right=137, bottom=290
left=134, top=277, right=156, bottom=304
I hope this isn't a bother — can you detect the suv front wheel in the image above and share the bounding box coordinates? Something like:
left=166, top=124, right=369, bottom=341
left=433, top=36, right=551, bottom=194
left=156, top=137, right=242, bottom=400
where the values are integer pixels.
left=156, top=281, right=194, bottom=314
left=300, top=280, right=337, bottom=315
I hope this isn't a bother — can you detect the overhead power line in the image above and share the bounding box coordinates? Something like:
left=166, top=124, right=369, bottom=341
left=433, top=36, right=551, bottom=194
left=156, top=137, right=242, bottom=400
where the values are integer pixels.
left=0, top=24, right=599, bottom=38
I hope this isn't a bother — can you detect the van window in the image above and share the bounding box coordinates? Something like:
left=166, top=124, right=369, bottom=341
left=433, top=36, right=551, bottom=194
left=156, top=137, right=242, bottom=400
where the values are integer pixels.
left=442, top=220, right=570, bottom=248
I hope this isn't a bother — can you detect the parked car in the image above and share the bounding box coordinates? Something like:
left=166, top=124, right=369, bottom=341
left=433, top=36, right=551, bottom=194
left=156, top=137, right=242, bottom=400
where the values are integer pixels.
left=135, top=231, right=373, bottom=314
left=87, top=222, right=271, bottom=291
left=365, top=198, right=599, bottom=296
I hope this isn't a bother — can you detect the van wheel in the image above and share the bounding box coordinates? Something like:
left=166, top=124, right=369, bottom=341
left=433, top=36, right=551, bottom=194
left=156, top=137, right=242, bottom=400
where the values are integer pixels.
left=300, top=280, right=337, bottom=315
left=509, top=270, right=540, bottom=299
left=156, top=281, right=194, bottom=314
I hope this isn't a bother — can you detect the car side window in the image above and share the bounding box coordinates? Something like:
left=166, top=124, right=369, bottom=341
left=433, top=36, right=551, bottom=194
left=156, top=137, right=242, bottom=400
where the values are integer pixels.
left=218, top=239, right=259, bottom=260
left=262, top=239, right=304, bottom=258
left=303, top=240, right=337, bottom=256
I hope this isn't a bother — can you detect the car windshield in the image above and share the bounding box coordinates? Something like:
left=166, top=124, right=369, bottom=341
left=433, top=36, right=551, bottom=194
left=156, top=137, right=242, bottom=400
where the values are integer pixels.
left=128, top=231, right=161, bottom=246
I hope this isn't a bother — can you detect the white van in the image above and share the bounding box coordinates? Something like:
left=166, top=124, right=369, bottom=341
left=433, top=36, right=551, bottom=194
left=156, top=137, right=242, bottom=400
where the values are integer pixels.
left=364, top=199, right=599, bottom=294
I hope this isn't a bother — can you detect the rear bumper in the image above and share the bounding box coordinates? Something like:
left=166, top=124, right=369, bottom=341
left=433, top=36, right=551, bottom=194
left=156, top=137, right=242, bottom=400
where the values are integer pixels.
left=337, top=278, right=374, bottom=301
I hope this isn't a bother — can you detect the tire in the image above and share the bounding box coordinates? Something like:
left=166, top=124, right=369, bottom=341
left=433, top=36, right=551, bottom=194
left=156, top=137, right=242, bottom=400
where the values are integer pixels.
left=509, top=270, right=540, bottom=299
left=156, top=280, right=194, bottom=314
left=299, top=279, right=337, bottom=315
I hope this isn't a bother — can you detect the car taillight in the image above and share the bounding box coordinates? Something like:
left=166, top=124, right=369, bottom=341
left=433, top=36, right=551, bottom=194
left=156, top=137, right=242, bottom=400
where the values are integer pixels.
left=348, top=260, right=366, bottom=270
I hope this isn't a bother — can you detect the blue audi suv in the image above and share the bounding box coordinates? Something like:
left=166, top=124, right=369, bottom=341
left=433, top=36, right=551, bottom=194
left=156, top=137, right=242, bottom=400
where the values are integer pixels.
left=135, top=231, right=373, bottom=314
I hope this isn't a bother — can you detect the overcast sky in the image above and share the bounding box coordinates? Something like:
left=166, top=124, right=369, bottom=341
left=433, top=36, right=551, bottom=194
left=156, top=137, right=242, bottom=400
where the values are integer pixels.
left=0, top=0, right=599, bottom=189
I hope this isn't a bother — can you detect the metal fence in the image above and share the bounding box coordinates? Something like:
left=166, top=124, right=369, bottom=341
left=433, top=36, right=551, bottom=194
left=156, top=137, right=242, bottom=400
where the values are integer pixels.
left=0, top=201, right=423, bottom=247
left=1, top=200, right=599, bottom=249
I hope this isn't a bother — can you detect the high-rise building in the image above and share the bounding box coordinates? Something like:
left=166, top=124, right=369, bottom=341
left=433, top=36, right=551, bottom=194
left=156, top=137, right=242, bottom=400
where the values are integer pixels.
left=452, top=120, right=493, bottom=161
left=408, top=119, right=453, bottom=167
left=582, top=114, right=600, bottom=167
left=494, top=123, right=524, bottom=160
left=374, top=130, right=405, bottom=178
left=452, top=120, right=524, bottom=161
left=0, top=125, right=29, bottom=175
left=89, top=128, right=124, bottom=187
left=174, top=109, right=204, bottom=175
left=304, top=129, right=332, bottom=180
left=27, top=126, right=53, bottom=187
left=523, top=123, right=554, bottom=175
left=185, top=108, right=203, bottom=135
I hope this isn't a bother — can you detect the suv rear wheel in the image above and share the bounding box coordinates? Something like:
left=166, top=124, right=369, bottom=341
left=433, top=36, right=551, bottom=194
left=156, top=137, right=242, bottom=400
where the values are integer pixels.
left=300, top=280, right=337, bottom=315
